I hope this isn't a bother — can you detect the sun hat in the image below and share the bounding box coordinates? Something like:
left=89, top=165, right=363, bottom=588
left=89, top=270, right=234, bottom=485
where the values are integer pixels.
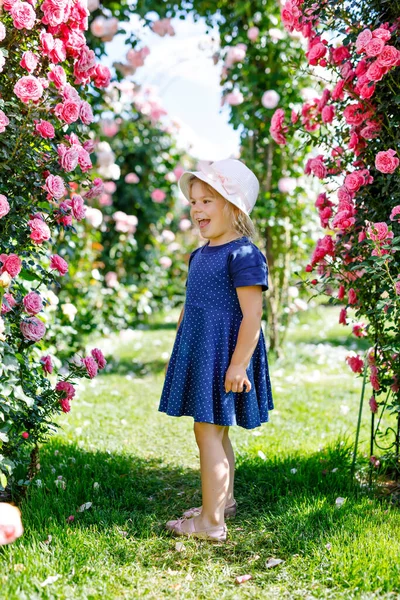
left=178, top=159, right=260, bottom=216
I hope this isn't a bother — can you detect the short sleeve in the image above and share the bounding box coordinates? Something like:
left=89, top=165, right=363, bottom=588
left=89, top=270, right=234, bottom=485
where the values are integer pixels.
left=185, top=247, right=201, bottom=287
left=228, top=243, right=269, bottom=292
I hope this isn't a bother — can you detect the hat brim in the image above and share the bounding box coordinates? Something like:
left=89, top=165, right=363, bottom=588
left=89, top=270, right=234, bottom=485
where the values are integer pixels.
left=178, top=170, right=250, bottom=216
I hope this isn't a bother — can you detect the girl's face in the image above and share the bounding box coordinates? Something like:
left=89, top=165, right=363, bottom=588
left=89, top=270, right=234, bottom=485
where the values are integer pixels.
left=189, top=179, right=237, bottom=243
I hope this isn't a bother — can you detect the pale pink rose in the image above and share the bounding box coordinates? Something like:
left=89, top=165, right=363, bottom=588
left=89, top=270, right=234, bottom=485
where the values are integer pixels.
left=360, top=121, right=381, bottom=139
left=247, top=26, right=259, bottom=42
left=28, top=217, right=51, bottom=244
left=261, top=90, right=280, bottom=109
left=367, top=222, right=389, bottom=241
left=90, top=15, right=107, bottom=37
left=20, top=316, right=46, bottom=341
left=50, top=254, right=68, bottom=275
left=23, top=291, right=43, bottom=315
left=179, top=218, right=191, bottom=231
left=85, top=206, right=103, bottom=228
left=151, top=17, right=175, bottom=37
left=0, top=254, right=22, bottom=277
left=225, top=90, right=244, bottom=106
left=278, top=177, right=296, bottom=193
left=372, top=27, right=391, bottom=42
left=0, top=53, right=5, bottom=74
left=125, top=172, right=139, bottom=184
left=305, top=156, right=327, bottom=179
left=224, top=45, right=246, bottom=68
left=14, top=75, right=43, bottom=103
left=41, top=0, right=68, bottom=27
left=35, top=119, right=55, bottom=138
left=66, top=194, right=86, bottom=221
left=104, top=181, right=116, bottom=194
left=49, top=38, right=66, bottom=64
left=40, top=355, right=53, bottom=374
left=84, top=178, right=104, bottom=199
left=0, top=504, right=24, bottom=546
left=105, top=271, right=118, bottom=288
left=375, top=149, right=399, bottom=174
left=321, top=105, right=335, bottom=123
left=62, top=83, right=80, bottom=103
left=1, top=292, right=17, bottom=314
left=83, top=139, right=95, bottom=154
left=79, top=101, right=93, bottom=125
left=0, top=23, right=6, bottom=42
left=47, top=64, right=66, bottom=89
left=82, top=355, right=98, bottom=379
left=58, top=144, right=79, bottom=172
left=389, top=205, right=400, bottom=221
left=377, top=45, right=400, bottom=68
left=366, top=60, right=387, bottom=82
left=280, top=0, right=300, bottom=32
left=91, top=348, right=107, bottom=370
left=395, top=279, right=400, bottom=296
left=55, top=101, right=80, bottom=124
left=55, top=380, right=75, bottom=400
left=77, top=147, right=92, bottom=172
left=10, top=1, right=36, bottom=30
left=93, top=64, right=111, bottom=88
left=40, top=30, right=54, bottom=55
left=19, top=50, right=39, bottom=73
left=151, top=189, right=166, bottom=203
left=356, top=29, right=372, bottom=53
left=364, top=37, right=385, bottom=57
left=44, top=174, right=65, bottom=199
left=0, top=110, right=9, bottom=133
left=100, top=119, right=119, bottom=137
left=0, top=195, right=10, bottom=219
left=160, top=256, right=172, bottom=268
left=173, top=166, right=185, bottom=180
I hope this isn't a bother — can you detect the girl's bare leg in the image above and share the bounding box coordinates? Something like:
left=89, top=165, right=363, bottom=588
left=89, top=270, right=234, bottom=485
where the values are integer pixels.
left=180, top=422, right=228, bottom=531
left=222, top=427, right=235, bottom=506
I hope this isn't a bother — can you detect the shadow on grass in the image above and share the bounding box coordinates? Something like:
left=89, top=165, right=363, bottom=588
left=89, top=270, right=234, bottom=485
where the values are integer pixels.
left=21, top=438, right=360, bottom=553
left=104, top=357, right=166, bottom=377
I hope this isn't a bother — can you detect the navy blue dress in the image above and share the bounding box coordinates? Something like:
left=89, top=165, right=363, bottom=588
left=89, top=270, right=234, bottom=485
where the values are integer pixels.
left=158, top=235, right=274, bottom=429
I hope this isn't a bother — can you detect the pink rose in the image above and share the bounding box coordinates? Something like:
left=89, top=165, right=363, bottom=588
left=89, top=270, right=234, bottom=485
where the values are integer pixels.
left=261, top=90, right=280, bottom=109
left=367, top=222, right=389, bottom=241
left=91, top=348, right=107, bottom=369
left=35, top=119, right=55, bottom=138
left=353, top=323, right=367, bottom=338
left=332, top=211, right=355, bottom=231
left=0, top=23, right=6, bottom=42
left=280, top=0, right=300, bottom=32
left=41, top=0, right=68, bottom=27
left=330, top=45, right=351, bottom=65
left=28, top=217, right=51, bottom=244
left=247, top=26, right=259, bottom=42
left=55, top=380, right=76, bottom=400
left=338, top=285, right=345, bottom=300
left=93, top=64, right=111, bottom=88
left=40, top=355, right=53, bottom=374
left=50, top=254, right=68, bottom=275
left=271, top=108, right=285, bottom=130
left=66, top=194, right=86, bottom=221
left=366, top=60, right=387, bottom=82
left=10, top=1, right=36, bottom=30
left=77, top=147, right=92, bottom=172
left=321, top=105, right=335, bottom=123
left=0, top=110, right=10, bottom=133
left=20, top=316, right=46, bottom=341
left=348, top=288, right=357, bottom=305
left=376, top=45, right=399, bottom=68
left=389, top=205, right=400, bottom=221
left=1, top=293, right=17, bottom=315
left=0, top=195, right=10, bottom=219
left=395, top=278, right=400, bottom=296
left=82, top=355, right=98, bottom=379
left=369, top=396, right=378, bottom=413
left=364, top=38, right=385, bottom=57
left=339, top=307, right=347, bottom=325
left=79, top=101, right=93, bottom=125
left=359, top=120, right=381, bottom=139
left=55, top=101, right=80, bottom=124
left=225, top=91, right=244, bottom=106
left=372, top=27, right=391, bottom=42
left=44, top=174, right=66, bottom=200
left=58, top=144, right=79, bottom=172
left=59, top=398, right=71, bottom=413
left=305, top=156, right=327, bottom=179
left=84, top=178, right=104, bottom=199
left=125, top=173, right=139, bottom=184
left=359, top=82, right=376, bottom=99
left=49, top=38, right=66, bottom=64
left=47, top=65, right=66, bottom=89
left=151, top=189, right=166, bottom=203
left=343, top=103, right=369, bottom=126
left=345, top=353, right=364, bottom=374
left=344, top=171, right=364, bottom=192
left=375, top=149, right=399, bottom=174
left=23, top=291, right=43, bottom=315
left=40, top=30, right=54, bottom=54
left=307, top=42, right=327, bottom=64
left=356, top=29, right=372, bottom=53
left=20, top=51, right=39, bottom=73
left=0, top=254, right=22, bottom=277
left=14, top=75, right=43, bottom=103
left=337, top=186, right=354, bottom=204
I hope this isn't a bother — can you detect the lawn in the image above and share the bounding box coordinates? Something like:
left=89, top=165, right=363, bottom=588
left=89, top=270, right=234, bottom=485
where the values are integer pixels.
left=1, top=305, right=399, bottom=599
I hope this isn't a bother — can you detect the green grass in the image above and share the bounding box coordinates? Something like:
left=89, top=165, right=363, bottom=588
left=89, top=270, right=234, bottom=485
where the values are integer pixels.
left=1, top=305, right=400, bottom=599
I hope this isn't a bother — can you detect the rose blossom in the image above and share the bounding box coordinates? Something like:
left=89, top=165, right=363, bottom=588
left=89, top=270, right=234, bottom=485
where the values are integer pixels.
left=364, top=38, right=385, bottom=57
left=338, top=285, right=345, bottom=300
left=366, top=60, right=387, bottom=82
left=0, top=254, right=22, bottom=277
left=389, top=205, right=400, bottom=221
left=344, top=171, right=365, bottom=192
left=57, top=144, right=79, bottom=172
left=345, top=353, right=364, bottom=374
left=0, top=110, right=9, bottom=133
left=28, top=217, right=51, bottom=244
left=339, top=307, right=347, bottom=325
left=369, top=396, right=378, bottom=413
left=40, top=355, right=53, bottom=374
left=55, top=380, right=76, bottom=400
left=82, top=355, right=98, bottom=379
left=261, top=90, right=280, bottom=109
left=151, top=189, right=166, bottom=203
left=20, top=51, right=39, bottom=73
left=0, top=195, right=10, bottom=219
left=20, top=316, right=46, bottom=341
left=79, top=101, right=93, bottom=125
left=1, top=292, right=17, bottom=314
left=353, top=323, right=367, bottom=338
left=14, top=75, right=43, bottom=103
left=35, top=119, right=55, bottom=138
left=55, top=101, right=80, bottom=125
left=225, top=91, right=244, bottom=106
left=348, top=288, right=357, bottom=305
left=377, top=45, right=400, bottom=68
left=247, top=26, right=259, bottom=42
left=375, top=149, right=399, bottom=174
left=10, top=1, right=36, bottom=30
left=367, top=222, right=390, bottom=241
left=321, top=105, right=335, bottom=123
left=125, top=172, right=139, bottom=184
left=91, top=348, right=107, bottom=370
left=93, top=64, right=111, bottom=88
left=356, top=29, right=372, bottom=53
left=22, top=290, right=42, bottom=315
left=44, top=174, right=66, bottom=200
left=47, top=65, right=67, bottom=89
left=66, top=194, right=86, bottom=221
left=0, top=23, right=6, bottom=42
left=50, top=254, right=68, bottom=276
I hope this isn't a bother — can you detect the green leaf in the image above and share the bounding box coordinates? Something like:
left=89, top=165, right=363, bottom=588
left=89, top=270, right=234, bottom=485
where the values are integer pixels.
left=0, top=472, right=7, bottom=489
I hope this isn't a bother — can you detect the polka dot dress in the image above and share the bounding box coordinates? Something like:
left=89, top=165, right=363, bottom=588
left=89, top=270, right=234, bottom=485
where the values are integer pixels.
left=158, top=236, right=274, bottom=429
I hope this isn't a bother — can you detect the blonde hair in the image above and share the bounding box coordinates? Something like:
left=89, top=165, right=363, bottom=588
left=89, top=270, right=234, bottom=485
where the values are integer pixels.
left=188, top=176, right=256, bottom=242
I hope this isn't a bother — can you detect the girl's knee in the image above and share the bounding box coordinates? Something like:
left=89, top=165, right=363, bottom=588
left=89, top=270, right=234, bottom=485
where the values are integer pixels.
left=194, top=422, right=226, bottom=445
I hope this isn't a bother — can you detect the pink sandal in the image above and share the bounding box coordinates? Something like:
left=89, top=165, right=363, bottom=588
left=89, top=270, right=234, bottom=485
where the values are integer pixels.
left=166, top=517, right=227, bottom=542
left=182, top=500, right=237, bottom=519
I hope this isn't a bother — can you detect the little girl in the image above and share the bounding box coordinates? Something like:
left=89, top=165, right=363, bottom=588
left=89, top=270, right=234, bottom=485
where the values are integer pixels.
left=159, top=158, right=273, bottom=542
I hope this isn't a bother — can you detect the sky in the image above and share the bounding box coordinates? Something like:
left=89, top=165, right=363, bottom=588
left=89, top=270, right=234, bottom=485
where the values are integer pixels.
left=102, top=14, right=241, bottom=161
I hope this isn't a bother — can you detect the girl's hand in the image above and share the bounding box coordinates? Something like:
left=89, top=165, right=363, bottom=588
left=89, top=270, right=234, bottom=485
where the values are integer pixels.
left=224, top=364, right=252, bottom=393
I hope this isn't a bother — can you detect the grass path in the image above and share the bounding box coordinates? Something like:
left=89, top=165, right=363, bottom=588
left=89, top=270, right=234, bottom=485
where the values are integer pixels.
left=1, top=306, right=400, bottom=599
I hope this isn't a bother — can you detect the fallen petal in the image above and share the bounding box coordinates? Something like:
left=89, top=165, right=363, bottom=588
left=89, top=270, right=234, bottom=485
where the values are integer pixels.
left=235, top=574, right=252, bottom=584
left=266, top=558, right=285, bottom=568
left=40, top=574, right=61, bottom=587
left=175, top=541, right=185, bottom=552
left=78, top=502, right=92, bottom=512
left=335, top=497, right=346, bottom=508
left=257, top=450, right=266, bottom=460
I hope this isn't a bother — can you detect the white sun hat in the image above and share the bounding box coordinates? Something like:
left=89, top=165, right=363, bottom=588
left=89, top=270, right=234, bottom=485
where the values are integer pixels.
left=178, top=158, right=260, bottom=216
